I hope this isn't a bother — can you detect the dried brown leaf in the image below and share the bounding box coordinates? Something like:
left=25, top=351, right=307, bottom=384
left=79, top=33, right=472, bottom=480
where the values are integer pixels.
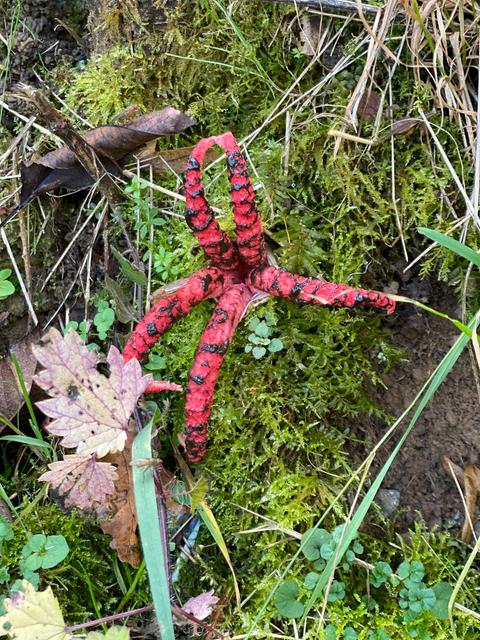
left=100, top=432, right=140, bottom=566
left=33, top=328, right=152, bottom=457
left=358, top=90, right=382, bottom=120
left=132, top=145, right=220, bottom=177
left=39, top=455, right=117, bottom=515
left=442, top=456, right=480, bottom=544
left=0, top=331, right=38, bottom=421
left=19, top=107, right=196, bottom=207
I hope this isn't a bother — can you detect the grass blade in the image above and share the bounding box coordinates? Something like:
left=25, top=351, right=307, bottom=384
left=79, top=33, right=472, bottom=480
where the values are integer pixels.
left=132, top=421, right=174, bottom=640
left=0, top=435, right=52, bottom=449
left=418, top=227, right=480, bottom=268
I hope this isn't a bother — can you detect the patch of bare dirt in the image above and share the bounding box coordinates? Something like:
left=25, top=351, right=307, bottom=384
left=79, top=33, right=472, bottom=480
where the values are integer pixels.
left=356, top=258, right=480, bottom=532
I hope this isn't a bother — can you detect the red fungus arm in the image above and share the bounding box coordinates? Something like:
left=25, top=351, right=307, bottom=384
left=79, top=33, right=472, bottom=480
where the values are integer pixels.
left=214, top=132, right=267, bottom=268
left=123, top=267, right=227, bottom=364
left=184, top=283, right=254, bottom=462
left=249, top=266, right=396, bottom=314
left=185, top=138, right=238, bottom=269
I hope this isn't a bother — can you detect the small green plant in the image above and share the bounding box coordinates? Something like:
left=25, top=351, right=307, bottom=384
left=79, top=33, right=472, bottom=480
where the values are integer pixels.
left=0, top=517, right=69, bottom=613
left=151, top=244, right=181, bottom=283
left=93, top=301, right=116, bottom=340
left=0, top=269, right=15, bottom=300
left=244, top=317, right=283, bottom=359
left=64, top=320, right=89, bottom=341
left=125, top=177, right=166, bottom=241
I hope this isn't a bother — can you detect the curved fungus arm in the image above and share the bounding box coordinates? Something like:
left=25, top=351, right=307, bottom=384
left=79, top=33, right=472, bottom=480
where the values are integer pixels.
left=185, top=138, right=239, bottom=270
left=184, top=282, right=254, bottom=462
left=214, top=132, right=267, bottom=269
left=123, top=266, right=228, bottom=364
left=249, top=265, right=396, bottom=315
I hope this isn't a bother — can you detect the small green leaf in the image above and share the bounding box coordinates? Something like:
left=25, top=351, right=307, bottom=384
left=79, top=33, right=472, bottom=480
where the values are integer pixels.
left=327, top=580, right=345, bottom=602
left=300, top=528, right=330, bottom=561
left=274, top=580, right=304, bottom=619
left=0, top=567, right=9, bottom=585
left=344, top=627, right=358, bottom=640
left=324, top=624, right=337, bottom=640
left=254, top=321, right=270, bottom=338
left=0, top=518, right=14, bottom=542
left=21, top=534, right=69, bottom=570
left=430, top=582, right=453, bottom=620
left=0, top=269, right=12, bottom=280
left=252, top=346, right=267, bottom=359
left=268, top=338, right=283, bottom=353
left=303, top=572, right=320, bottom=590
left=0, top=281, right=14, bottom=298
left=112, top=247, right=147, bottom=285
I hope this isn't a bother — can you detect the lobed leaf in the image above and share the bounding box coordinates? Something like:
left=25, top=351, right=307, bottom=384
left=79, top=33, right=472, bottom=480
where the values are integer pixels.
left=33, top=328, right=152, bottom=457
left=39, top=455, right=117, bottom=514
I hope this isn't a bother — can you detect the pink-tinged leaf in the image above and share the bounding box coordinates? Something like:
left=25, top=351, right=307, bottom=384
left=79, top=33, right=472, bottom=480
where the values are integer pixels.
left=39, top=455, right=117, bottom=514
left=182, top=589, right=219, bottom=620
left=33, top=328, right=153, bottom=457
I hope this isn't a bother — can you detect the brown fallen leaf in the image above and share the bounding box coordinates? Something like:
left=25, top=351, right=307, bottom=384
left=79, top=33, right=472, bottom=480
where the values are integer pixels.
left=101, top=431, right=140, bottom=566
left=442, top=456, right=480, bottom=544
left=0, top=330, right=39, bottom=422
left=358, top=90, right=382, bottom=120
left=19, top=107, right=196, bottom=207
left=131, top=144, right=220, bottom=177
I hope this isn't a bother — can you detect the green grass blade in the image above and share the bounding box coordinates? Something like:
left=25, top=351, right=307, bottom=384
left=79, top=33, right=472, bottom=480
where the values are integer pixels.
left=301, top=320, right=473, bottom=620
left=9, top=353, right=44, bottom=446
left=418, top=227, right=480, bottom=268
left=132, top=421, right=174, bottom=640
left=0, top=435, right=52, bottom=449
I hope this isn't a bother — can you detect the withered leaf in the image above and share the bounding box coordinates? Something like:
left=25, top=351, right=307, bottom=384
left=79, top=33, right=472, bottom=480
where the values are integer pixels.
left=39, top=455, right=117, bottom=515
left=20, top=107, right=196, bottom=207
left=101, top=432, right=140, bottom=566
left=0, top=330, right=39, bottom=422
left=358, top=90, right=382, bottom=120
left=442, top=456, right=480, bottom=544
left=131, top=144, right=220, bottom=177
left=33, top=328, right=152, bottom=458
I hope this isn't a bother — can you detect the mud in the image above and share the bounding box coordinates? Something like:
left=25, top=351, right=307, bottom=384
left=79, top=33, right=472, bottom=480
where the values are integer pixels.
left=354, top=258, right=480, bottom=532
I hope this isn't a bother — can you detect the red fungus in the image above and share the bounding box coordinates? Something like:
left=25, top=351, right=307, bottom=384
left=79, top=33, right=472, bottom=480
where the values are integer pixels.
left=123, top=132, right=395, bottom=462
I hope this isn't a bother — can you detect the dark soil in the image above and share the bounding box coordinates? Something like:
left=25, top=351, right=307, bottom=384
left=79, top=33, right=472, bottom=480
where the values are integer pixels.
left=355, top=258, right=480, bottom=533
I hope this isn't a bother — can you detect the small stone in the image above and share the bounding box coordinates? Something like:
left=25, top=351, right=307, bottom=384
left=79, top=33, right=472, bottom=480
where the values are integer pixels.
left=376, top=489, right=401, bottom=517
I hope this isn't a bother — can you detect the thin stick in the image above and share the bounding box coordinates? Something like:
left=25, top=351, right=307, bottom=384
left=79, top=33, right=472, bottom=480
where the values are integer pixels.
left=256, top=0, right=381, bottom=17
left=0, top=228, right=38, bottom=325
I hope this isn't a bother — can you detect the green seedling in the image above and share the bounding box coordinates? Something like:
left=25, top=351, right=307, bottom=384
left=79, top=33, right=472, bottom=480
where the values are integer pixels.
left=93, top=301, right=116, bottom=340
left=0, top=269, right=15, bottom=300
left=244, top=317, right=283, bottom=359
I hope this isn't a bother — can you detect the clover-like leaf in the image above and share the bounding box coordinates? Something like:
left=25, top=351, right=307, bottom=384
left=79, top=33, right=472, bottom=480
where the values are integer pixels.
left=344, top=627, right=358, bottom=640
left=33, top=328, right=153, bottom=457
left=274, top=580, right=304, bottom=619
left=430, top=582, right=453, bottom=620
left=268, top=338, right=283, bottom=353
left=20, top=534, right=69, bottom=571
left=0, top=519, right=13, bottom=543
left=0, top=580, right=72, bottom=640
left=303, top=572, right=320, bottom=590
left=39, top=455, right=117, bottom=514
left=254, top=321, right=270, bottom=338
left=327, top=580, right=345, bottom=602
left=301, top=528, right=331, bottom=561
left=252, top=346, right=267, bottom=359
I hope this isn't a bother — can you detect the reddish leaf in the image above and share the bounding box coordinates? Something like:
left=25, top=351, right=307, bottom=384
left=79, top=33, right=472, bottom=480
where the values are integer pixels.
left=20, top=107, right=196, bottom=207
left=358, top=90, right=382, bottom=120
left=33, top=328, right=152, bottom=457
left=182, top=589, right=219, bottom=620
left=100, top=433, right=140, bottom=566
left=39, top=455, right=117, bottom=515
left=0, top=331, right=39, bottom=422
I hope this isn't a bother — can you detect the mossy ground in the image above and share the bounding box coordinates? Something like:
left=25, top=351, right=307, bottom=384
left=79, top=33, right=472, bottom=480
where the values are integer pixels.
left=1, top=0, right=480, bottom=637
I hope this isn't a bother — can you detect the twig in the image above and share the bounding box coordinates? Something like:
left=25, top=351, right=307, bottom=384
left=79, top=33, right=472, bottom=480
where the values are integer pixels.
left=256, top=0, right=380, bottom=17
